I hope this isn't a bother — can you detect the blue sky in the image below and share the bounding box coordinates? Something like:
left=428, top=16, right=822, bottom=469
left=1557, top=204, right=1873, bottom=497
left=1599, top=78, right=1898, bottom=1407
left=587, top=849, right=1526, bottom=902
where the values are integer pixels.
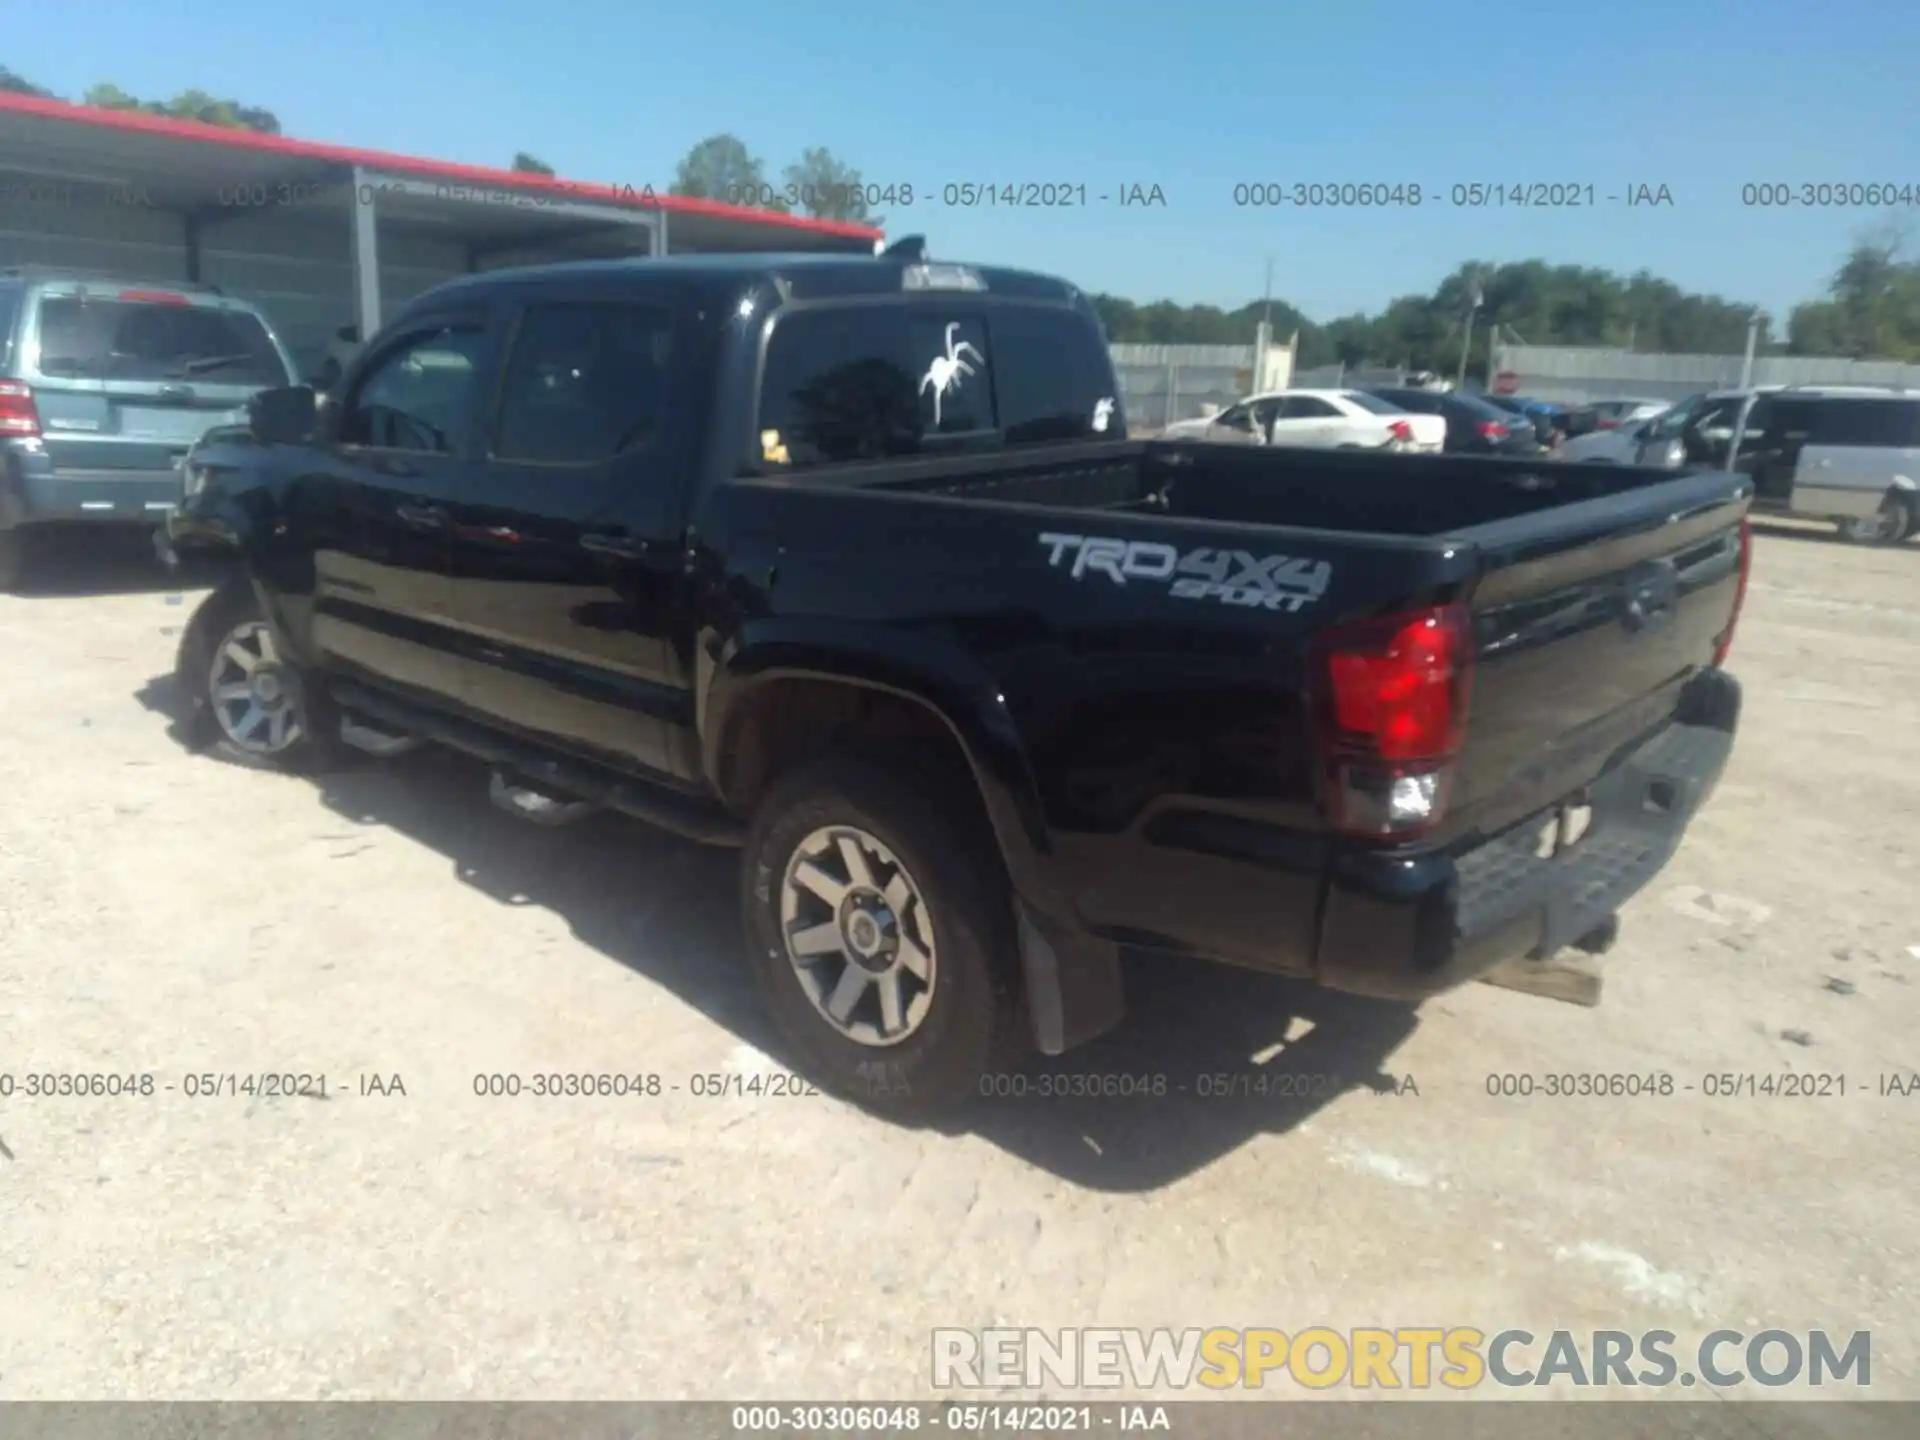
left=13, top=0, right=1920, bottom=324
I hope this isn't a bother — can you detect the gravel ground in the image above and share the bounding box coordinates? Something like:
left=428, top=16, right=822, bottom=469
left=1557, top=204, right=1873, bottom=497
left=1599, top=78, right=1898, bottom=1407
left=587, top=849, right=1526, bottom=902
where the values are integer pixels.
left=1, top=523, right=1917, bottom=1412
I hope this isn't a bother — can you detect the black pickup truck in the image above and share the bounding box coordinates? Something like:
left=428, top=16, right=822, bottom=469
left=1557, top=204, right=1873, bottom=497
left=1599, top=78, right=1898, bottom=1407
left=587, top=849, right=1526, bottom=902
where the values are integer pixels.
left=165, top=239, right=1752, bottom=1111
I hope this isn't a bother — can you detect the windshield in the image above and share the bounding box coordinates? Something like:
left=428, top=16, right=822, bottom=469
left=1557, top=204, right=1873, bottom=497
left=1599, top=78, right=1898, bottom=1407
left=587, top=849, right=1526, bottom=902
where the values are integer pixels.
left=1643, top=395, right=1703, bottom=440
left=32, top=296, right=290, bottom=386
left=1342, top=391, right=1406, bottom=415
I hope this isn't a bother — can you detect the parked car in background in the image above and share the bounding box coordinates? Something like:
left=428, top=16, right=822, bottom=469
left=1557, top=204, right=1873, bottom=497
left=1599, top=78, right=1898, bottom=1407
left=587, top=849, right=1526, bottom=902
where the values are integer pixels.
left=1617, top=386, right=1920, bottom=545
left=1482, top=394, right=1563, bottom=448
left=1363, top=386, right=1542, bottom=457
left=1160, top=388, right=1444, bottom=452
left=164, top=242, right=1752, bottom=1110
left=0, top=267, right=299, bottom=589
left=1563, top=400, right=1677, bottom=463
left=1563, top=398, right=1667, bottom=440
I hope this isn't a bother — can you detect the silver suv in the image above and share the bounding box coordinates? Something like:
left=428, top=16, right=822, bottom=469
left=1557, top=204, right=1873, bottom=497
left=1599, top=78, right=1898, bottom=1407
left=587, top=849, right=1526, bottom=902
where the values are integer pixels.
left=0, top=268, right=298, bottom=588
left=1615, top=385, right=1919, bottom=545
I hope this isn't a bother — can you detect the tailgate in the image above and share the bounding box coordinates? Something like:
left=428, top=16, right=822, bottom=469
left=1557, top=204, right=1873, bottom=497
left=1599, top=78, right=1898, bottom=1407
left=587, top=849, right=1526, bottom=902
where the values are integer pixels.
left=1442, top=468, right=1749, bottom=840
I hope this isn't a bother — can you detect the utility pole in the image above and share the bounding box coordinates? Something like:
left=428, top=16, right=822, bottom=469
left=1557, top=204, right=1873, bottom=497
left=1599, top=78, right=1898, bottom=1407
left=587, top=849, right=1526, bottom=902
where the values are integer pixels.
left=1738, top=310, right=1763, bottom=389
left=1456, top=278, right=1484, bottom=390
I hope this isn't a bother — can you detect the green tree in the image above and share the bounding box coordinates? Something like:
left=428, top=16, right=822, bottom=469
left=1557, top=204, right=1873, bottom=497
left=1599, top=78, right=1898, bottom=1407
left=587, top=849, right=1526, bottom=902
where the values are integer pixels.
left=511, top=153, right=555, bottom=176
left=1094, top=257, right=1790, bottom=371
left=0, top=65, right=57, bottom=98
left=781, top=146, right=881, bottom=225
left=670, top=134, right=785, bottom=211
left=1788, top=226, right=1920, bottom=361
left=81, top=82, right=280, bottom=134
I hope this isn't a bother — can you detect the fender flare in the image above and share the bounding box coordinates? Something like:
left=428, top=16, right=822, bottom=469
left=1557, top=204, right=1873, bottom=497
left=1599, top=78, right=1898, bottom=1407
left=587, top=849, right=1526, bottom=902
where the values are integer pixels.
left=702, top=619, right=1126, bottom=1054
left=702, top=618, right=1055, bottom=893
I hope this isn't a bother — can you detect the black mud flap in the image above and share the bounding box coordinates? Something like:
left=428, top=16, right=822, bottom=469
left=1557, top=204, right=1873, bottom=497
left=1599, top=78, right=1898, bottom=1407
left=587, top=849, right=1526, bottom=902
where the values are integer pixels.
left=1015, top=900, right=1126, bottom=1054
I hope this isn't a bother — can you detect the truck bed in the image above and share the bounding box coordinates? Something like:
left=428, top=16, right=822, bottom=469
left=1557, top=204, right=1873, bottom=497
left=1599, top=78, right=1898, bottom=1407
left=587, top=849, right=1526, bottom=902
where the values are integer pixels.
left=731, top=435, right=1750, bottom=890
left=779, top=437, right=1731, bottom=540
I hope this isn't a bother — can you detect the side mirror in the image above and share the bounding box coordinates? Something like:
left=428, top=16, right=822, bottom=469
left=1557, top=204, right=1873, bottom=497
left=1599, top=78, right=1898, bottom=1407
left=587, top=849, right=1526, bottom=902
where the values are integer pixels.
left=249, top=385, right=319, bottom=446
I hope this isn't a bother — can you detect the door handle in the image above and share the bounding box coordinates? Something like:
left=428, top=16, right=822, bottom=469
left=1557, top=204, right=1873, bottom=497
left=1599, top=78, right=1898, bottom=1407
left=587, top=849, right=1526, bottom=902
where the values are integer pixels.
left=581, top=532, right=648, bottom=559
left=395, top=503, right=447, bottom=530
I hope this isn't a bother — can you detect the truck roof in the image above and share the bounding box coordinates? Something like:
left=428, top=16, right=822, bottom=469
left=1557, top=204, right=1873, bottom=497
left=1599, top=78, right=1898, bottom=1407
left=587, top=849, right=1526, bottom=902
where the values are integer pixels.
left=409, top=251, right=1086, bottom=312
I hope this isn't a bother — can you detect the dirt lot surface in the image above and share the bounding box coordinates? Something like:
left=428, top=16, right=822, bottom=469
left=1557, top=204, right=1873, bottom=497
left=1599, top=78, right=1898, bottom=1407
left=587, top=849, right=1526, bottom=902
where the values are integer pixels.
left=1, top=527, right=1917, bottom=1415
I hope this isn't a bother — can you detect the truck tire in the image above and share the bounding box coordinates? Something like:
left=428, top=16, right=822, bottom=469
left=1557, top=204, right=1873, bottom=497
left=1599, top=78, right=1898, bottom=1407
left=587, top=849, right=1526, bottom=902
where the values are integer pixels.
left=176, top=573, right=337, bottom=771
left=740, top=750, right=1028, bottom=1116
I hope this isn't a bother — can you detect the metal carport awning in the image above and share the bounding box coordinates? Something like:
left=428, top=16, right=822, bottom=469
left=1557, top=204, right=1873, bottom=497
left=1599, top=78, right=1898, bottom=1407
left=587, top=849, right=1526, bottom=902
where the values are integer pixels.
left=0, top=91, right=883, bottom=358
left=338, top=166, right=667, bottom=341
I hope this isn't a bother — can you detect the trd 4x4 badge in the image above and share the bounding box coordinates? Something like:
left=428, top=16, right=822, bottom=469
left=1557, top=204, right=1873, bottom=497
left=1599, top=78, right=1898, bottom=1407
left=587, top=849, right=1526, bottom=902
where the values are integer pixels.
left=1037, top=532, right=1332, bottom=613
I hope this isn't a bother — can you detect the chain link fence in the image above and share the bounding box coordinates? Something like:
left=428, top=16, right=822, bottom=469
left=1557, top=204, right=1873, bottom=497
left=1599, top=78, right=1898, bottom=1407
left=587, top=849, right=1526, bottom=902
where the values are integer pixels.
left=1108, top=342, right=1295, bottom=433
left=1489, top=344, right=1920, bottom=405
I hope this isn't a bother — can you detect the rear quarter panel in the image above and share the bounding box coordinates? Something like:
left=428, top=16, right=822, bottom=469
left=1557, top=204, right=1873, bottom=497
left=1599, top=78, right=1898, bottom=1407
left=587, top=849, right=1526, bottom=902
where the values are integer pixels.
left=700, top=474, right=1474, bottom=971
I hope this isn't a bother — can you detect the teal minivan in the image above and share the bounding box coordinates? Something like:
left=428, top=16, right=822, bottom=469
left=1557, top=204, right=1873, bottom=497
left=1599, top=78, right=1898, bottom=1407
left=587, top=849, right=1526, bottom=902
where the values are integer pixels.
left=0, top=268, right=298, bottom=588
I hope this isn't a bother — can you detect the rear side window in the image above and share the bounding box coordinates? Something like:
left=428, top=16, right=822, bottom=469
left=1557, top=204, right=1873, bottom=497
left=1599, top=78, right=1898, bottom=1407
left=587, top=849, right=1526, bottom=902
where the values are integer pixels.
left=31, top=295, right=287, bottom=386
left=0, top=286, right=20, bottom=373
left=1808, top=399, right=1920, bottom=448
left=491, top=302, right=673, bottom=464
left=757, top=303, right=1119, bottom=470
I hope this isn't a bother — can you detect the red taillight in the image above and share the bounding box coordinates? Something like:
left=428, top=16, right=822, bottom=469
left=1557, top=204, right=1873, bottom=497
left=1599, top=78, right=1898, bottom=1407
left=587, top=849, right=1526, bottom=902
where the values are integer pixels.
left=1477, top=420, right=1508, bottom=439
left=118, top=289, right=190, bottom=305
left=1314, top=603, right=1474, bottom=837
left=0, top=380, right=40, bottom=438
left=1596, top=418, right=1619, bottom=430
left=1713, top=517, right=1752, bottom=668
left=1388, top=420, right=1413, bottom=442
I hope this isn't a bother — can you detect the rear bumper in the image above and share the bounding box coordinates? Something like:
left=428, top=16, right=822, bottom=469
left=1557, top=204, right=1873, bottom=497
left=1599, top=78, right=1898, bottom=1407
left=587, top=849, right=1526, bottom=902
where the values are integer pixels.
left=2, top=451, right=180, bottom=529
left=1315, top=667, right=1741, bottom=1000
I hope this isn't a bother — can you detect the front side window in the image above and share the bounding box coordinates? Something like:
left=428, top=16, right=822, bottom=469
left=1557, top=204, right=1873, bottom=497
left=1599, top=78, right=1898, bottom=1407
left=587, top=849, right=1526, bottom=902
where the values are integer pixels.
left=340, top=324, right=487, bottom=454
left=491, top=302, right=673, bottom=464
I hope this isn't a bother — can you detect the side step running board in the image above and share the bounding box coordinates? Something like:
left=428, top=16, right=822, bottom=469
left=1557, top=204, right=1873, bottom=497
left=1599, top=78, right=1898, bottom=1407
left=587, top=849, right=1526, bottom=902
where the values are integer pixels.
left=489, top=770, right=599, bottom=826
left=328, top=678, right=744, bottom=848
left=340, top=715, right=422, bottom=758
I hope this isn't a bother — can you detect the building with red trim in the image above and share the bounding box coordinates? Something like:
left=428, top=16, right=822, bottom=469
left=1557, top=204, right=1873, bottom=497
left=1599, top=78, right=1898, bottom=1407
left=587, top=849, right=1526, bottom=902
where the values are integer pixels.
left=0, top=92, right=884, bottom=374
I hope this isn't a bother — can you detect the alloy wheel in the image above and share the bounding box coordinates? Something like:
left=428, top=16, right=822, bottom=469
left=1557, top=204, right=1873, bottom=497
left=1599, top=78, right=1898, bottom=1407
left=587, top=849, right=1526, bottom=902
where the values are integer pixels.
left=779, top=825, right=937, bottom=1047
left=207, top=620, right=306, bottom=755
